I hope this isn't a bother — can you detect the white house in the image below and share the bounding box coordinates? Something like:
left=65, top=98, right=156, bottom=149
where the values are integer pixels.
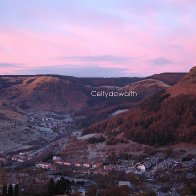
left=118, top=181, right=132, bottom=188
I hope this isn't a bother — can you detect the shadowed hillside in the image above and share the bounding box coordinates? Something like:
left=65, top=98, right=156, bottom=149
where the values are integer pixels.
left=0, top=73, right=179, bottom=116
left=147, top=72, right=186, bottom=85
left=84, top=67, right=196, bottom=146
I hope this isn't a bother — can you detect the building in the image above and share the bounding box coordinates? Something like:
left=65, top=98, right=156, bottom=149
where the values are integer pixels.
left=118, top=181, right=132, bottom=188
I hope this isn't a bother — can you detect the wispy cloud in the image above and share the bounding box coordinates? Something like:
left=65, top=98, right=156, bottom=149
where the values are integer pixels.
left=17, top=64, right=129, bottom=77
left=61, top=55, right=131, bottom=64
left=0, top=63, right=19, bottom=67
left=149, top=57, right=172, bottom=66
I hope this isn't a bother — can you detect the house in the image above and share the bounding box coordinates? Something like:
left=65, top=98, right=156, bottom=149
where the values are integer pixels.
left=118, top=181, right=132, bottom=188
left=137, top=164, right=146, bottom=171
left=36, top=163, right=51, bottom=169
left=63, top=162, right=72, bottom=166
left=83, top=163, right=90, bottom=168
left=134, top=163, right=146, bottom=174
left=53, top=156, right=62, bottom=162
left=92, top=162, right=102, bottom=169
left=75, top=163, right=81, bottom=167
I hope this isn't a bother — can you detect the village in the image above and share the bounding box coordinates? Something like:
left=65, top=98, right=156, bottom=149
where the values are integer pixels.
left=26, top=110, right=76, bottom=135
left=0, top=146, right=195, bottom=195
left=0, top=110, right=195, bottom=195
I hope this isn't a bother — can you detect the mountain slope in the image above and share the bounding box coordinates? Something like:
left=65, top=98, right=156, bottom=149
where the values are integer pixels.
left=168, top=66, right=196, bottom=96
left=78, top=78, right=170, bottom=126
left=0, top=71, right=187, bottom=132
left=0, top=75, right=171, bottom=118
left=84, top=67, right=196, bottom=146
left=119, top=79, right=169, bottom=98
left=146, top=72, right=186, bottom=85
left=0, top=76, right=89, bottom=112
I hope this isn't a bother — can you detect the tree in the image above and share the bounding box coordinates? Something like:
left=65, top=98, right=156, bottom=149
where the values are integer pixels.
left=8, top=184, right=13, bottom=196
left=58, top=177, right=65, bottom=195
left=65, top=179, right=71, bottom=194
left=2, top=185, right=7, bottom=196
left=55, top=179, right=60, bottom=195
left=87, top=185, right=97, bottom=196
left=14, top=184, right=20, bottom=196
left=102, top=185, right=129, bottom=196
left=48, top=178, right=55, bottom=196
left=55, top=177, right=71, bottom=195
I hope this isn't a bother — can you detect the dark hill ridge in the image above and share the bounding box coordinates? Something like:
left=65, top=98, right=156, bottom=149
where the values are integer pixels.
left=0, top=72, right=186, bottom=122
left=0, top=75, right=142, bottom=88
left=168, top=66, right=196, bottom=96
left=0, top=72, right=185, bottom=86
left=146, top=72, right=186, bottom=85
left=0, top=73, right=178, bottom=111
left=79, top=78, right=170, bottom=125
left=0, top=76, right=89, bottom=112
left=84, top=67, right=196, bottom=146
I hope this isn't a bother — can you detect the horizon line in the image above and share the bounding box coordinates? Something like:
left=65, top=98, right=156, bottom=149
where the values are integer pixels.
left=0, top=71, right=187, bottom=78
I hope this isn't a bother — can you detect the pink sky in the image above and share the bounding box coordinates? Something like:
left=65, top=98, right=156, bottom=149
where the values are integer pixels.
left=0, top=0, right=195, bottom=76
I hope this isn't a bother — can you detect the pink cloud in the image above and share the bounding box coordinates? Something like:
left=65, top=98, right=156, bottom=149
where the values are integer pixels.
left=0, top=7, right=195, bottom=76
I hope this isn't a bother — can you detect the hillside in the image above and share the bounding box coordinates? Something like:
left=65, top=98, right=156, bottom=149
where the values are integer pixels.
left=0, top=74, right=171, bottom=151
left=168, top=66, right=196, bottom=96
left=77, top=78, right=170, bottom=126
left=119, top=79, right=169, bottom=98
left=84, top=67, right=196, bottom=146
left=0, top=74, right=173, bottom=119
left=0, top=71, right=189, bottom=151
left=147, top=72, right=186, bottom=85
left=0, top=76, right=89, bottom=112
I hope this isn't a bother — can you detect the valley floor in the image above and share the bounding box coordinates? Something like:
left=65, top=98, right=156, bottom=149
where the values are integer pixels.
left=0, top=109, right=195, bottom=195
